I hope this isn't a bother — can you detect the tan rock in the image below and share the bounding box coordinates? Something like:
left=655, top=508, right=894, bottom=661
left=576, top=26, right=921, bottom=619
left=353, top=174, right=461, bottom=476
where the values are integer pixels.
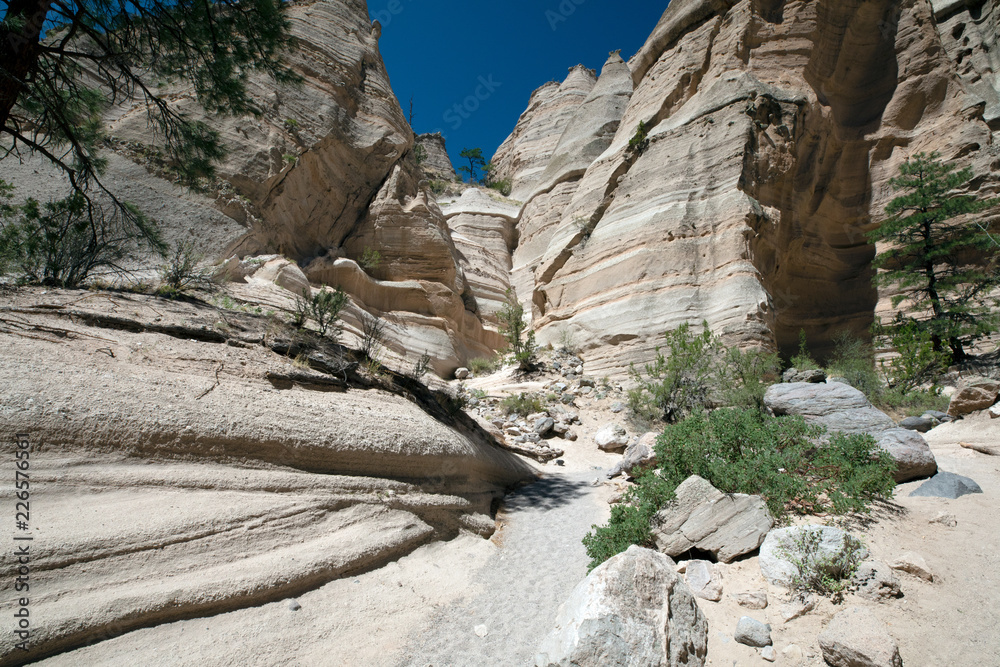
left=947, top=380, right=1000, bottom=417
left=415, top=132, right=456, bottom=181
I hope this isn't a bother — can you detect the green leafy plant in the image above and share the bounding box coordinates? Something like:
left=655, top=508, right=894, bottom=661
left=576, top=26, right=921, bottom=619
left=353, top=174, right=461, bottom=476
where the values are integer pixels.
left=158, top=240, right=213, bottom=296
left=627, top=322, right=720, bottom=423
left=825, top=330, right=881, bottom=397
left=360, top=246, right=382, bottom=271
left=427, top=180, right=447, bottom=195
left=875, top=318, right=952, bottom=392
left=583, top=408, right=896, bottom=569
left=411, top=351, right=432, bottom=379
left=487, top=178, right=512, bottom=196
left=292, top=286, right=347, bottom=339
left=283, top=118, right=299, bottom=131
left=500, top=392, right=544, bottom=417
left=869, top=152, right=999, bottom=361
left=282, top=153, right=297, bottom=164
left=468, top=356, right=500, bottom=375
left=497, top=288, right=537, bottom=371
left=458, top=147, right=486, bottom=183
left=790, top=329, right=821, bottom=370
left=628, top=120, right=650, bottom=155
left=413, top=143, right=427, bottom=165
left=778, top=527, right=867, bottom=601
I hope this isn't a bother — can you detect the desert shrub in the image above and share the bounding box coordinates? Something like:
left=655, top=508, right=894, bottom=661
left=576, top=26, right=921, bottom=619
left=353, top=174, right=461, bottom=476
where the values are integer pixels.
left=582, top=408, right=896, bottom=569
left=292, top=286, right=347, bottom=338
left=778, top=527, right=867, bottom=600
left=158, top=240, right=213, bottom=296
left=628, top=120, right=650, bottom=155
left=428, top=180, right=447, bottom=194
left=411, top=351, right=432, bottom=379
left=627, top=322, right=720, bottom=423
left=876, top=386, right=950, bottom=417
left=487, top=178, right=512, bottom=196
left=0, top=190, right=161, bottom=288
left=468, top=356, right=500, bottom=375
left=360, top=246, right=382, bottom=271
left=790, top=329, right=821, bottom=370
left=500, top=392, right=544, bottom=417
left=718, top=346, right=782, bottom=413
left=360, top=313, right=387, bottom=360
left=826, top=330, right=881, bottom=397
left=497, top=288, right=537, bottom=371
left=413, top=144, right=427, bottom=165
left=875, top=318, right=952, bottom=392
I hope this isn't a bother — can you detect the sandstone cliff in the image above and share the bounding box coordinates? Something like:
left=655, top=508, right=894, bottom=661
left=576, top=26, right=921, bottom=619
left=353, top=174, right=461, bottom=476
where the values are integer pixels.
left=486, top=0, right=1000, bottom=377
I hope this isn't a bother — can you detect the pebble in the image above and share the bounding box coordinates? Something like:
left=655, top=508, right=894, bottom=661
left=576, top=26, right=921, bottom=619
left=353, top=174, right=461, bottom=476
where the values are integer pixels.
left=289, top=599, right=301, bottom=611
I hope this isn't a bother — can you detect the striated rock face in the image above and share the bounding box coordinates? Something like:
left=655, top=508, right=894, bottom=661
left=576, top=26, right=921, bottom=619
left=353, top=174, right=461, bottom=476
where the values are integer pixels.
left=492, top=65, right=597, bottom=201
left=487, top=0, right=1000, bottom=378
left=416, top=132, right=457, bottom=180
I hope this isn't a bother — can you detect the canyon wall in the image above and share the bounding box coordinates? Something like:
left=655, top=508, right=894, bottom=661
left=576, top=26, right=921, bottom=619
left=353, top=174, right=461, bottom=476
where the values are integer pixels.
left=489, top=0, right=999, bottom=377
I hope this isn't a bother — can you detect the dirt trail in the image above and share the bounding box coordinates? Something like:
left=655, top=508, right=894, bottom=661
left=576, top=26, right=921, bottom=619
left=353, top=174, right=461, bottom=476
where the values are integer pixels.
left=395, top=469, right=610, bottom=667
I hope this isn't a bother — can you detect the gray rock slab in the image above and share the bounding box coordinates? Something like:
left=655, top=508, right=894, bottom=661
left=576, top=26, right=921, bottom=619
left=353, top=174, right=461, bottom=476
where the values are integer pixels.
left=853, top=561, right=901, bottom=601
left=819, top=607, right=902, bottom=667
left=910, top=471, right=983, bottom=498
left=900, top=416, right=934, bottom=433
left=652, top=475, right=774, bottom=563
left=685, top=560, right=723, bottom=602
left=764, top=382, right=895, bottom=434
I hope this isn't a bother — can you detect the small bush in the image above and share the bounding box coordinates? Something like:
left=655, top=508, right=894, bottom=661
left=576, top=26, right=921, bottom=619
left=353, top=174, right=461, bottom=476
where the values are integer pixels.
left=826, top=330, right=881, bottom=397
left=778, top=527, right=867, bottom=601
left=159, top=240, right=213, bottom=296
left=790, top=329, right=821, bottom=370
left=875, top=386, right=950, bottom=417
left=360, top=246, right=382, bottom=271
left=500, top=392, right=544, bottom=417
left=428, top=180, right=447, bottom=194
left=413, top=144, right=427, bottom=165
left=283, top=118, right=299, bottom=131
left=627, top=322, right=719, bottom=423
left=718, top=346, right=781, bottom=413
left=468, top=356, right=500, bottom=375
left=292, top=286, right=348, bottom=339
left=875, top=318, right=951, bottom=392
left=582, top=408, right=896, bottom=569
left=497, top=288, right=537, bottom=371
left=360, top=313, right=387, bottom=360
left=487, top=178, right=512, bottom=196
left=411, top=351, right=432, bottom=379
left=628, top=120, right=650, bottom=156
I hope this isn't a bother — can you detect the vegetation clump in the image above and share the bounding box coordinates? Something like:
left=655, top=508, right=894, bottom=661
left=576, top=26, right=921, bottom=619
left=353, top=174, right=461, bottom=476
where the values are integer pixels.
left=779, top=527, right=867, bottom=601
left=583, top=408, right=896, bottom=569
left=292, top=286, right=347, bottom=339
left=500, top=393, right=545, bottom=418
left=158, top=240, right=214, bottom=297
left=497, top=288, right=537, bottom=371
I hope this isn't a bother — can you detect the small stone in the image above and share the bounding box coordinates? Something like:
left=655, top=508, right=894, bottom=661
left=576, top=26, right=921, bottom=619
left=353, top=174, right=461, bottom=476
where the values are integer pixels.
left=890, top=552, right=934, bottom=581
left=853, top=561, right=901, bottom=601
left=929, top=511, right=957, bottom=527
left=780, top=596, right=816, bottom=622
left=760, top=645, right=776, bottom=662
left=734, top=616, right=772, bottom=648
left=900, top=416, right=934, bottom=433
left=534, top=417, right=555, bottom=437
left=474, top=624, right=488, bottom=638
left=922, top=409, right=953, bottom=423
left=555, top=459, right=565, bottom=466
left=289, top=599, right=301, bottom=611
left=782, top=644, right=805, bottom=663
left=733, top=591, right=768, bottom=610
left=564, top=430, right=578, bottom=442
left=610, top=402, right=625, bottom=413
left=685, top=560, right=723, bottom=602
left=560, top=392, right=576, bottom=405
left=579, top=377, right=596, bottom=387
left=991, top=404, right=1000, bottom=419
left=455, top=367, right=470, bottom=380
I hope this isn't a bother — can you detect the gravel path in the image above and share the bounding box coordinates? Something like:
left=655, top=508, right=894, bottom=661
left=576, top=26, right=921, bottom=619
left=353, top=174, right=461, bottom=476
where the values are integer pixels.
left=397, top=469, right=610, bottom=667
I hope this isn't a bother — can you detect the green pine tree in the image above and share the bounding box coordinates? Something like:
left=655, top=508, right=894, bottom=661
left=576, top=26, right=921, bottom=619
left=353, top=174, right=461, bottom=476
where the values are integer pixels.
left=869, top=152, right=999, bottom=360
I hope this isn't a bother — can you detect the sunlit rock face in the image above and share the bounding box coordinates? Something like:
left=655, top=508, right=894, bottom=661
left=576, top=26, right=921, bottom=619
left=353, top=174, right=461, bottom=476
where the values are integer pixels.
left=491, top=0, right=1000, bottom=377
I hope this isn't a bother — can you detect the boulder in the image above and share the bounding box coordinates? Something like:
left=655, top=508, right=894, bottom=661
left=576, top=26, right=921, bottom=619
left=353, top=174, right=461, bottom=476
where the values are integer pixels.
left=594, top=423, right=629, bottom=452
left=734, top=616, right=771, bottom=648
left=608, top=432, right=658, bottom=479
left=685, top=560, right=723, bottom=602
left=947, top=379, right=1000, bottom=417
left=534, top=417, right=556, bottom=437
left=454, top=367, right=470, bottom=380
left=876, top=428, right=939, bottom=482
left=651, top=476, right=774, bottom=564
left=853, top=561, right=902, bottom=601
left=890, top=552, right=934, bottom=582
left=759, top=525, right=867, bottom=588
left=764, top=383, right=937, bottom=482
left=251, top=258, right=311, bottom=295
left=909, top=471, right=983, bottom=499
left=819, top=607, right=903, bottom=667
left=534, top=546, right=708, bottom=667
left=782, top=368, right=827, bottom=383
left=899, top=416, right=934, bottom=433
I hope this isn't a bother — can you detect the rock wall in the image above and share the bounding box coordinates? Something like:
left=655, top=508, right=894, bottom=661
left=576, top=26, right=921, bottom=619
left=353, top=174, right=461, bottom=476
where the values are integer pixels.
left=488, top=0, right=1000, bottom=377
left=416, top=132, right=457, bottom=180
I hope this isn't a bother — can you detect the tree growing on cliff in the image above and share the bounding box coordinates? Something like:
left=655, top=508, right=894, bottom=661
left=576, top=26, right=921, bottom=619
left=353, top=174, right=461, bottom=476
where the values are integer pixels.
left=869, top=153, right=999, bottom=361
left=457, top=147, right=485, bottom=183
left=496, top=288, right=537, bottom=371
left=0, top=0, right=297, bottom=281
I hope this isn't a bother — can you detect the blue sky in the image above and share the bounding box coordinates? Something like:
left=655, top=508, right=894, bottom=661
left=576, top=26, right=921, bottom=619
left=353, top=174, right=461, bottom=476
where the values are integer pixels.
left=371, top=1, right=668, bottom=172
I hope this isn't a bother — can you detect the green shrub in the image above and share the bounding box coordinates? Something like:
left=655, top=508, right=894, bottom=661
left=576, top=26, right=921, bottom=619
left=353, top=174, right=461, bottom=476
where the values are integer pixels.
left=428, top=180, right=447, bottom=195
left=0, top=189, right=161, bottom=288
left=778, top=527, right=867, bottom=601
left=628, top=120, right=650, bottom=155
left=468, top=356, right=500, bottom=375
left=487, top=178, right=512, bottom=196
left=627, top=322, right=720, bottom=423
left=875, top=386, right=950, bottom=417
left=413, top=144, right=427, bottom=165
left=500, top=392, right=544, bottom=417
left=292, top=286, right=348, bottom=339
left=719, top=346, right=781, bottom=413
left=360, top=313, right=387, bottom=360
left=497, top=288, right=537, bottom=371
left=411, top=351, right=432, bottom=379
left=790, top=329, right=821, bottom=370
left=360, top=246, right=382, bottom=271
left=582, top=408, right=896, bottom=569
left=159, top=240, right=213, bottom=296
left=826, top=330, right=881, bottom=397
left=875, top=318, right=951, bottom=392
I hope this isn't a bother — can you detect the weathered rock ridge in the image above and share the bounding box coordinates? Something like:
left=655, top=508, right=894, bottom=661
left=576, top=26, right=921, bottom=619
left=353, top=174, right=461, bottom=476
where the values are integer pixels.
left=483, top=0, right=1000, bottom=376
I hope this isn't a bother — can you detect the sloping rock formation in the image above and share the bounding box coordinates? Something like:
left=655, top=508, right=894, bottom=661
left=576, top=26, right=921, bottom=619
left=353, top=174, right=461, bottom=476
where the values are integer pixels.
left=416, top=132, right=457, bottom=180
left=488, top=0, right=1000, bottom=377
left=0, top=287, right=535, bottom=664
